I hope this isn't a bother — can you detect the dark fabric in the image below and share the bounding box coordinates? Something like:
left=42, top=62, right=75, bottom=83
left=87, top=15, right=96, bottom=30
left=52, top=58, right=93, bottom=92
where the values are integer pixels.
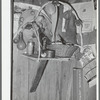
left=56, top=5, right=77, bottom=44
left=61, top=10, right=77, bottom=44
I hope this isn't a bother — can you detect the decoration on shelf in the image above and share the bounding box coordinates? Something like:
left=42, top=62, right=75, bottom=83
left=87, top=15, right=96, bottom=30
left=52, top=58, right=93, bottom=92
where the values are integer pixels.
left=41, top=49, right=55, bottom=58
left=27, top=39, right=35, bottom=55
left=17, top=32, right=26, bottom=50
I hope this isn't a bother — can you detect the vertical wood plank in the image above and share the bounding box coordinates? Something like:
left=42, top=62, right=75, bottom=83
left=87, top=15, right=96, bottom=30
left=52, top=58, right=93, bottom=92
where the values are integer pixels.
left=28, top=59, right=74, bottom=100
left=12, top=44, right=29, bottom=100
left=12, top=44, right=21, bottom=100
left=60, top=60, right=73, bottom=100
left=28, top=60, right=40, bottom=100
left=12, top=44, right=75, bottom=100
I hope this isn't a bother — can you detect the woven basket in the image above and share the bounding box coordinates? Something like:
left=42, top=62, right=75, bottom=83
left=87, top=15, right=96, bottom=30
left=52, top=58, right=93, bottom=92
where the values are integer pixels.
left=47, top=44, right=78, bottom=58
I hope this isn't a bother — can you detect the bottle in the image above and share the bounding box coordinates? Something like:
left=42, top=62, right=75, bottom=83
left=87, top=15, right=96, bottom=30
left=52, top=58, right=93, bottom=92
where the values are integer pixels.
left=17, top=32, right=26, bottom=50
left=27, top=40, right=35, bottom=55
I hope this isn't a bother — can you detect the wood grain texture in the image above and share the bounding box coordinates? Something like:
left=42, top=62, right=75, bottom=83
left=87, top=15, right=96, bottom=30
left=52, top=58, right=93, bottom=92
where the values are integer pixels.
left=28, top=59, right=74, bottom=100
left=12, top=44, right=29, bottom=100
left=12, top=44, right=90, bottom=100
left=12, top=42, right=75, bottom=100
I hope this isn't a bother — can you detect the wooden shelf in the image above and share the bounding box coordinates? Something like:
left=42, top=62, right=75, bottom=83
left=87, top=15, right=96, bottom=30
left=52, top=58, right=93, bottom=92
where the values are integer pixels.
left=22, top=53, right=71, bottom=61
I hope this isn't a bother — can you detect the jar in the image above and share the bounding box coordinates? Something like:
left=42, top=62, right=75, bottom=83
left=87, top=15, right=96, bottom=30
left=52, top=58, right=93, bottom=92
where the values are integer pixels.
left=27, top=40, right=35, bottom=55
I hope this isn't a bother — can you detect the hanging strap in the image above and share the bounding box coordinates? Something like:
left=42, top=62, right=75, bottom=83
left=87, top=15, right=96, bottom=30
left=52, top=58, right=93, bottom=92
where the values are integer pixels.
left=51, top=5, right=58, bottom=42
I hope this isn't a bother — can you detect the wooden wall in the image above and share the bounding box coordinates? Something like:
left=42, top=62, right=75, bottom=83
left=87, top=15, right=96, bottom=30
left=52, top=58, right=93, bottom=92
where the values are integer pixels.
left=12, top=44, right=75, bottom=100
left=12, top=44, right=29, bottom=100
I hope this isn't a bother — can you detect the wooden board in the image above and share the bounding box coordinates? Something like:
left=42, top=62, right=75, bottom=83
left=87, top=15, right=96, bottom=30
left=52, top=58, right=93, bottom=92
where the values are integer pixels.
left=12, top=44, right=29, bottom=100
left=28, top=60, right=74, bottom=100
left=12, top=43, right=75, bottom=100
